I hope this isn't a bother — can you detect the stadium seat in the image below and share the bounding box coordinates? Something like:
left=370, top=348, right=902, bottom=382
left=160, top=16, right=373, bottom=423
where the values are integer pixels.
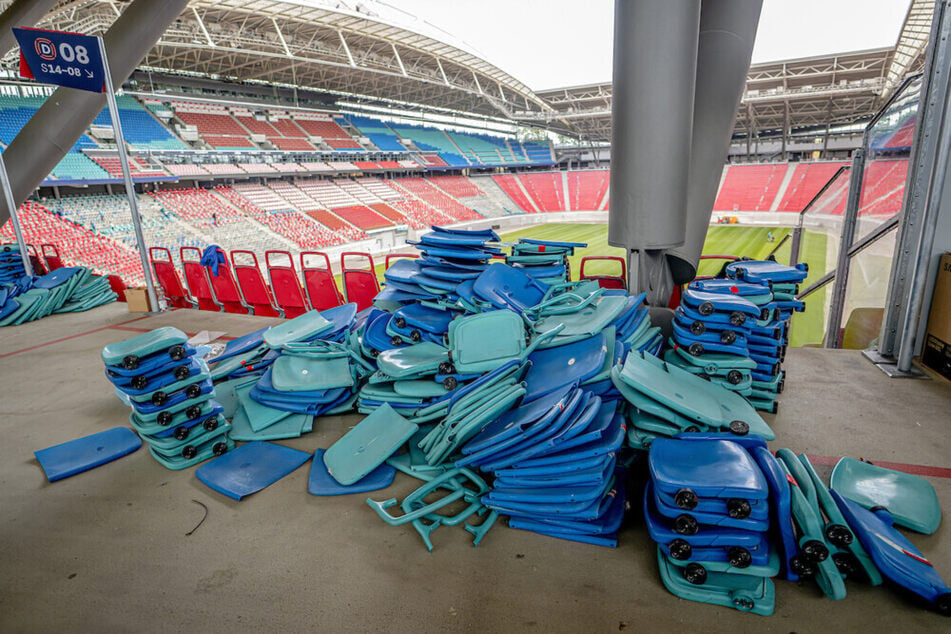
left=580, top=256, right=627, bottom=289
left=41, top=244, right=64, bottom=271
left=341, top=252, right=379, bottom=311
left=149, top=247, right=195, bottom=309
left=180, top=246, right=221, bottom=312
left=26, top=244, right=48, bottom=276
left=203, top=256, right=251, bottom=315
left=231, top=250, right=282, bottom=318
left=265, top=250, right=309, bottom=318
left=300, top=251, right=344, bottom=311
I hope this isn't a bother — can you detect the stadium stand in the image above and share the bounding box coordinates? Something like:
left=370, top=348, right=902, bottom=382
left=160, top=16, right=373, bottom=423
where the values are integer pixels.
left=330, top=205, right=393, bottom=230
left=519, top=172, right=566, bottom=212
left=48, top=154, right=111, bottom=181
left=164, top=163, right=211, bottom=177
left=346, top=115, right=407, bottom=151
left=566, top=170, right=609, bottom=211
left=90, top=156, right=168, bottom=178
left=492, top=174, right=537, bottom=212
left=169, top=101, right=258, bottom=149
left=775, top=162, right=849, bottom=212
left=427, top=175, right=482, bottom=198
left=92, top=95, right=187, bottom=150
left=0, top=201, right=144, bottom=284
left=46, top=194, right=202, bottom=262
left=389, top=177, right=481, bottom=221
left=859, top=159, right=909, bottom=216
left=429, top=175, right=510, bottom=218
left=388, top=123, right=469, bottom=166
left=713, top=163, right=787, bottom=211
left=291, top=112, right=361, bottom=149
left=149, top=187, right=243, bottom=226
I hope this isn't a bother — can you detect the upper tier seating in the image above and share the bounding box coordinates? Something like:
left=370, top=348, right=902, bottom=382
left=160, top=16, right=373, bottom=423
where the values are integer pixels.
left=347, top=115, right=406, bottom=151
left=291, top=112, right=362, bottom=149
left=775, top=162, right=849, bottom=212
left=93, top=95, right=187, bottom=150
left=164, top=163, right=210, bottom=177
left=170, top=101, right=256, bottom=149
left=388, top=124, right=468, bottom=167
left=523, top=142, right=554, bottom=164
left=49, top=154, right=111, bottom=181
left=713, top=163, right=787, bottom=211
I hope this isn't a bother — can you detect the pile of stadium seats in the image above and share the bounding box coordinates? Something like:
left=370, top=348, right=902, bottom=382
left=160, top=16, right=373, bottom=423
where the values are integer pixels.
left=103, top=327, right=233, bottom=469
left=665, top=259, right=807, bottom=413
left=644, top=436, right=783, bottom=616
left=0, top=244, right=117, bottom=326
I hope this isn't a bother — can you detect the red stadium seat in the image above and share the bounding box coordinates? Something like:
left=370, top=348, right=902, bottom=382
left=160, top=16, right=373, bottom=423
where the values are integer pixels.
left=231, top=250, right=282, bottom=317
left=41, top=244, right=64, bottom=271
left=341, top=252, right=379, bottom=311
left=203, top=253, right=251, bottom=315
left=300, top=251, right=343, bottom=311
left=579, top=256, right=627, bottom=290
left=180, top=246, right=221, bottom=312
left=149, top=247, right=196, bottom=309
left=108, top=275, right=128, bottom=302
left=265, top=250, right=309, bottom=318
left=27, top=244, right=48, bottom=276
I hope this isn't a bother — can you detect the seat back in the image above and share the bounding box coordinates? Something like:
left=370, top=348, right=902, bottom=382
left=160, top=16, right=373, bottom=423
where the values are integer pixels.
left=579, top=256, right=626, bottom=290
left=341, top=251, right=379, bottom=311
left=27, top=244, right=48, bottom=276
left=232, top=250, right=281, bottom=317
left=203, top=252, right=250, bottom=315
left=301, top=251, right=343, bottom=311
left=148, top=247, right=195, bottom=309
left=41, top=244, right=64, bottom=270
left=265, top=250, right=309, bottom=318
left=180, top=246, right=221, bottom=311
left=107, top=275, right=128, bottom=302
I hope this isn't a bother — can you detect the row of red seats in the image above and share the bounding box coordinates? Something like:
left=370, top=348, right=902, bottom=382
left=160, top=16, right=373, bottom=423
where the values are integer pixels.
left=393, top=178, right=481, bottom=221
left=150, top=246, right=392, bottom=317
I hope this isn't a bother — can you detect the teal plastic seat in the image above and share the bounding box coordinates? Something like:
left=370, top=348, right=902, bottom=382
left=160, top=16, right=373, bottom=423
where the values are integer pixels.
left=263, top=310, right=332, bottom=348
left=324, top=403, right=418, bottom=485
left=101, top=326, right=188, bottom=366
left=830, top=457, right=941, bottom=535
left=656, top=547, right=776, bottom=616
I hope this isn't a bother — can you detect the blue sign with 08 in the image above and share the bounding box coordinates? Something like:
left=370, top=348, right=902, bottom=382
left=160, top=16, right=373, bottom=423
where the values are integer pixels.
left=13, top=27, right=105, bottom=93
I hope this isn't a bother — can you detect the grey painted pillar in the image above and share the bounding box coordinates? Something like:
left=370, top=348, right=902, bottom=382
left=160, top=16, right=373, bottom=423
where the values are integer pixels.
left=0, top=0, right=58, bottom=55
left=667, top=0, right=763, bottom=285
left=0, top=0, right=188, bottom=226
left=609, top=0, right=700, bottom=303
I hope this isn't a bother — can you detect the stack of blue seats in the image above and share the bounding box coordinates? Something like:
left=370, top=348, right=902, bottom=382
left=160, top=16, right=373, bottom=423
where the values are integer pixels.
left=1, top=252, right=117, bottom=326
left=102, top=327, right=233, bottom=469
left=644, top=436, right=784, bottom=616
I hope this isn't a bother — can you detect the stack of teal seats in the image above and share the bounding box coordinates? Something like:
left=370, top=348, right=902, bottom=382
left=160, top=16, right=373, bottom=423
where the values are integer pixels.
left=102, top=327, right=232, bottom=469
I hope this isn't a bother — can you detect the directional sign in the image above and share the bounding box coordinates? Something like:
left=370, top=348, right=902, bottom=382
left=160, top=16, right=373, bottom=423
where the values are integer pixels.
left=13, top=27, right=105, bottom=93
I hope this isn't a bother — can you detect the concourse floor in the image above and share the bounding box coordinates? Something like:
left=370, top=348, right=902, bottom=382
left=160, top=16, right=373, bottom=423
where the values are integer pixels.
left=1, top=304, right=949, bottom=632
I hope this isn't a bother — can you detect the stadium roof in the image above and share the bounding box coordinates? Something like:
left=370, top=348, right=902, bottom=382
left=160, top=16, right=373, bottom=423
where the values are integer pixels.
left=530, top=0, right=935, bottom=142
left=0, top=0, right=934, bottom=141
left=0, top=0, right=552, bottom=120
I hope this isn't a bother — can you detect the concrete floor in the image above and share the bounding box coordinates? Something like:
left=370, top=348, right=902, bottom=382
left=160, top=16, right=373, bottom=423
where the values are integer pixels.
left=1, top=303, right=949, bottom=632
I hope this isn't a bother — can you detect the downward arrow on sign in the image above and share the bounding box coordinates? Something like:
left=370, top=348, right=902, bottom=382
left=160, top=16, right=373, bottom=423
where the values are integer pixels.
left=85, top=70, right=93, bottom=78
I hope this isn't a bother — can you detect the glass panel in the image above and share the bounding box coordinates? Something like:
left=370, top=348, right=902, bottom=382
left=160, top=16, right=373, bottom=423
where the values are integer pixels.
left=836, top=76, right=922, bottom=348
left=789, top=167, right=851, bottom=347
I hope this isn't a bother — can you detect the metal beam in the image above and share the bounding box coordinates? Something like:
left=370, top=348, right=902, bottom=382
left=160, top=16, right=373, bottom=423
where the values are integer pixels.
left=0, top=0, right=58, bottom=56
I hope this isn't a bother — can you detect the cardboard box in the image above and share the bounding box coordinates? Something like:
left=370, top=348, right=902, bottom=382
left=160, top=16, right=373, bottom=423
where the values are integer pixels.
left=125, top=286, right=151, bottom=313
left=921, top=252, right=951, bottom=381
